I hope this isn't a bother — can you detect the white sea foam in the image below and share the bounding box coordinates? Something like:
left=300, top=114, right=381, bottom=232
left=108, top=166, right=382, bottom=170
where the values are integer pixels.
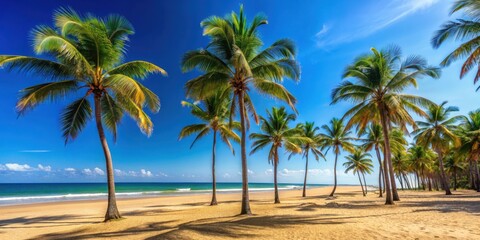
left=176, top=188, right=191, bottom=192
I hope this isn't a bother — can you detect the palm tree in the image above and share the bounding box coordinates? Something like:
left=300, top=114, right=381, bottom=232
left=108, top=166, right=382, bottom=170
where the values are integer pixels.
left=181, top=6, right=300, bottom=214
left=331, top=46, right=440, bottom=204
left=179, top=90, right=240, bottom=205
left=457, top=109, right=480, bottom=191
left=432, top=0, right=480, bottom=86
left=343, top=148, right=374, bottom=196
left=444, top=151, right=466, bottom=191
left=294, top=122, right=326, bottom=197
left=250, top=107, right=304, bottom=203
left=407, top=145, right=436, bottom=190
left=320, top=118, right=355, bottom=197
left=360, top=124, right=385, bottom=197
left=413, top=101, right=463, bottom=195
left=392, top=151, right=408, bottom=190
left=0, top=8, right=166, bottom=221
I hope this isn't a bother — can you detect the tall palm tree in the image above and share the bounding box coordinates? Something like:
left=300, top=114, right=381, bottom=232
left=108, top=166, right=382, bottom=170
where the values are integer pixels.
left=182, top=6, right=300, bottom=214
left=331, top=46, right=440, bottom=204
left=432, top=0, right=480, bottom=86
left=179, top=90, right=240, bottom=205
left=0, top=8, right=166, bottom=221
left=250, top=107, right=304, bottom=203
left=294, top=122, right=326, bottom=197
left=343, top=148, right=374, bottom=196
left=413, top=101, right=463, bottom=195
left=320, top=118, right=355, bottom=197
left=457, top=109, right=480, bottom=191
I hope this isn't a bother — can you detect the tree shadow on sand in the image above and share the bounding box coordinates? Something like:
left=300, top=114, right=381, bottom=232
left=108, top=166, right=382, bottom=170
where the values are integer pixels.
left=0, top=214, right=100, bottom=229
left=33, top=214, right=347, bottom=240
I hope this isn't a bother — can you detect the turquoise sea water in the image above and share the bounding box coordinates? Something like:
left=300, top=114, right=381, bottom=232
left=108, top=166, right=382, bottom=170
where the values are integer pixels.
left=0, top=182, right=328, bottom=206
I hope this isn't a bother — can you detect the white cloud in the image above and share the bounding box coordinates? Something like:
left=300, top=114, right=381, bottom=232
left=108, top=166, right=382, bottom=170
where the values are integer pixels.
left=94, top=167, right=105, bottom=176
left=82, top=168, right=93, bottom=175
left=37, top=164, right=51, bottom=172
left=238, top=169, right=255, bottom=176
left=65, top=167, right=76, bottom=172
left=223, top=173, right=231, bottom=178
left=157, top=172, right=168, bottom=177
left=277, top=168, right=339, bottom=177
left=140, top=169, right=153, bottom=177
left=114, top=169, right=127, bottom=176
left=4, top=163, right=32, bottom=172
left=315, top=0, right=439, bottom=48
left=265, top=169, right=273, bottom=176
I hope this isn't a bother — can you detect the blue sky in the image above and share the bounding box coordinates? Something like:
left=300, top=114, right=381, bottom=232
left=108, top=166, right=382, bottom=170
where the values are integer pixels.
left=0, top=0, right=476, bottom=184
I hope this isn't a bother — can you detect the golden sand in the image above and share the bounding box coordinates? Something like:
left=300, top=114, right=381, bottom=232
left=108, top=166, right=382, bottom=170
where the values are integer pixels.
left=0, top=186, right=479, bottom=239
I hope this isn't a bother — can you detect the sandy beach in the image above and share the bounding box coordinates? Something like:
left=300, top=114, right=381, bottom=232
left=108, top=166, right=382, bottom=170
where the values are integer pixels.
left=0, top=186, right=478, bottom=239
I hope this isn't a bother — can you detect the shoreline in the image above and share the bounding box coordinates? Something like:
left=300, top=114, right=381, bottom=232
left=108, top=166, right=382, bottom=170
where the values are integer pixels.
left=2, top=186, right=478, bottom=239
left=0, top=185, right=329, bottom=209
left=0, top=183, right=336, bottom=207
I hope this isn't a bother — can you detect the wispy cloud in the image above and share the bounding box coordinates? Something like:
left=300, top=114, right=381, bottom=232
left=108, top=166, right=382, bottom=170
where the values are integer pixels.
left=315, top=0, right=439, bottom=49
left=19, top=150, right=50, bottom=153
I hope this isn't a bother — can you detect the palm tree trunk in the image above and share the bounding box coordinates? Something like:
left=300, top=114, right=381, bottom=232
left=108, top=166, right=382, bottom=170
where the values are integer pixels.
left=379, top=106, right=393, bottom=204
left=435, top=148, right=452, bottom=195
left=358, top=173, right=366, bottom=196
left=469, top=160, right=475, bottom=189
left=428, top=176, right=432, bottom=192
left=386, top=121, right=400, bottom=201
left=94, top=95, right=121, bottom=222
left=416, top=172, right=420, bottom=190
left=374, top=146, right=383, bottom=197
left=403, top=174, right=411, bottom=190
left=453, top=168, right=457, bottom=191
left=329, top=153, right=339, bottom=197
left=398, top=175, right=404, bottom=190
left=421, top=169, right=426, bottom=190
left=475, top=160, right=480, bottom=192
left=238, top=91, right=252, bottom=214
left=274, top=149, right=280, bottom=204
left=210, top=130, right=218, bottom=206
left=302, top=151, right=309, bottom=197
left=362, top=172, right=368, bottom=194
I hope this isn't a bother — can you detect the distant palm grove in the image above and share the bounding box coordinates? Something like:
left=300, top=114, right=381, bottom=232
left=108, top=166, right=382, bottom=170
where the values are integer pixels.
left=1, top=0, right=480, bottom=222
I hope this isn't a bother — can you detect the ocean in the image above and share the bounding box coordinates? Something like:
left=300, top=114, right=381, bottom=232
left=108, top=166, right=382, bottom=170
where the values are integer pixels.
left=0, top=182, right=328, bottom=206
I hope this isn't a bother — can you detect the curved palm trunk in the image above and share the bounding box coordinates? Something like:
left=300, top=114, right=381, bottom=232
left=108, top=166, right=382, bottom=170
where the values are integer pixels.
left=302, top=151, right=309, bottom=197
left=374, top=146, right=383, bottom=197
left=94, top=95, right=121, bottom=221
left=329, top=153, right=339, bottom=197
left=362, top=172, right=368, bottom=194
left=274, top=149, right=280, bottom=204
left=358, top=173, right=366, bottom=196
left=238, top=91, right=251, bottom=214
left=210, top=130, right=218, bottom=206
left=379, top=106, right=393, bottom=204
left=435, top=148, right=452, bottom=195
